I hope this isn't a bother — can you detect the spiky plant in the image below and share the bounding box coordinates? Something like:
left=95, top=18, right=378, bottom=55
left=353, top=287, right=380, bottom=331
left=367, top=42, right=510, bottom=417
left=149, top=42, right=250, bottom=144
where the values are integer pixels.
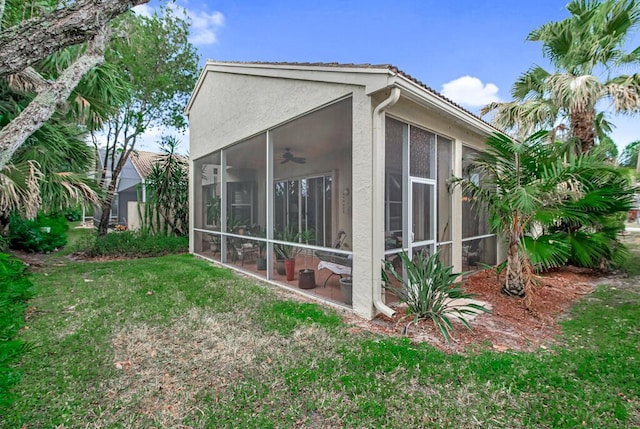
left=383, top=250, right=490, bottom=342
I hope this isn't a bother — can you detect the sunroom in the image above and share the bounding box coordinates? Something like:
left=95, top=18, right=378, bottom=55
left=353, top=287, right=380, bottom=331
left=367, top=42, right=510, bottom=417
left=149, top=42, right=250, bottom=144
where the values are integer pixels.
left=187, top=62, right=501, bottom=319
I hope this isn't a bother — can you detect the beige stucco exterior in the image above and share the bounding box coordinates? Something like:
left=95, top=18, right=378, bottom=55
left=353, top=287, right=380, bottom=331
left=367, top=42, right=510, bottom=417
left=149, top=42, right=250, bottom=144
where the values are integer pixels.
left=187, top=61, right=501, bottom=320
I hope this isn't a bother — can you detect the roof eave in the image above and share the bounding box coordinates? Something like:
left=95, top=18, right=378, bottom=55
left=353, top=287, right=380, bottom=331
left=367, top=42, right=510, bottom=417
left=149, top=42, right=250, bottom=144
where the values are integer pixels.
left=389, top=74, right=500, bottom=137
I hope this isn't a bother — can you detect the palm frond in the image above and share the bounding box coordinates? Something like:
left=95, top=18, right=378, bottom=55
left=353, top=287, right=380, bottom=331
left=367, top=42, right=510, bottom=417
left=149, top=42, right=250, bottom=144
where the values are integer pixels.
left=524, top=234, right=571, bottom=272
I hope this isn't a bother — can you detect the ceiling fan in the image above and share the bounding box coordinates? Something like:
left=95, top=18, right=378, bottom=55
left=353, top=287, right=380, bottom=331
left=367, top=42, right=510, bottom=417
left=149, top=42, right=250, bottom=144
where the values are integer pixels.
left=280, top=148, right=306, bottom=164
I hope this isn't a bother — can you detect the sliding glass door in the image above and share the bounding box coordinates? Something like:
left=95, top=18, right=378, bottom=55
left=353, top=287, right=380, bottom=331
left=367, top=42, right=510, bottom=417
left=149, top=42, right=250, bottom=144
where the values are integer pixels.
left=274, top=175, right=332, bottom=246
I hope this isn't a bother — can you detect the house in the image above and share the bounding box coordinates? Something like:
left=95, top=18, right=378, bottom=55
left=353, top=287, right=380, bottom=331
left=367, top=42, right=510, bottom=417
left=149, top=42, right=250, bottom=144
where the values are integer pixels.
left=186, top=61, right=504, bottom=319
left=95, top=149, right=161, bottom=228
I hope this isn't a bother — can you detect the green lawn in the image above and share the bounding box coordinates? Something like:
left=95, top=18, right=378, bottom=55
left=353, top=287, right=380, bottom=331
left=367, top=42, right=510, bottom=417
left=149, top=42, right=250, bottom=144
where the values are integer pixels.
left=2, top=238, right=640, bottom=428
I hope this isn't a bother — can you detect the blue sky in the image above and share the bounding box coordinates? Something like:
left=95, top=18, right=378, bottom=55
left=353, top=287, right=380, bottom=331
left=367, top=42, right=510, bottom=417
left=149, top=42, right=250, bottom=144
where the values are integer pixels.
left=136, top=0, right=639, bottom=155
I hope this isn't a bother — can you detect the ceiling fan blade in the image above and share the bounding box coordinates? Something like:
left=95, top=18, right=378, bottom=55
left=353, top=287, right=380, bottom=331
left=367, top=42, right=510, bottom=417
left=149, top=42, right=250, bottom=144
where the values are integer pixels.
left=280, top=159, right=290, bottom=164
left=293, top=158, right=306, bottom=164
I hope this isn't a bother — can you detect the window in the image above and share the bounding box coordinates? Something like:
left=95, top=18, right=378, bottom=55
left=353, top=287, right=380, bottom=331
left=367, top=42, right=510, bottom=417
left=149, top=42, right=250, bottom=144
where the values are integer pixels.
left=274, top=175, right=332, bottom=247
left=228, top=181, right=254, bottom=226
left=461, top=146, right=497, bottom=269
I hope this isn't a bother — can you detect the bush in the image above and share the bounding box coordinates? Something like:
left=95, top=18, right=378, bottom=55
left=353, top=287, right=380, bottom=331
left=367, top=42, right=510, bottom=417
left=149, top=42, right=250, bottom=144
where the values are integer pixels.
left=0, top=253, right=34, bottom=409
left=64, top=207, right=82, bottom=222
left=383, top=251, right=490, bottom=342
left=8, top=212, right=68, bottom=253
left=88, top=230, right=188, bottom=257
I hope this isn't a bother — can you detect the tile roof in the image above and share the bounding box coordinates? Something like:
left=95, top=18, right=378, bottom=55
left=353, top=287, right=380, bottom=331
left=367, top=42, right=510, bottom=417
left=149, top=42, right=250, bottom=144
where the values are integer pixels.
left=206, top=60, right=502, bottom=133
left=129, top=150, right=163, bottom=179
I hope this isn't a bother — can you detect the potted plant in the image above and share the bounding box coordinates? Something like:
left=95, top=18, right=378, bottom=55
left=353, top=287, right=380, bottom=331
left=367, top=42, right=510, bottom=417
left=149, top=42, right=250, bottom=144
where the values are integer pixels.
left=297, top=229, right=316, bottom=289
left=274, top=226, right=301, bottom=281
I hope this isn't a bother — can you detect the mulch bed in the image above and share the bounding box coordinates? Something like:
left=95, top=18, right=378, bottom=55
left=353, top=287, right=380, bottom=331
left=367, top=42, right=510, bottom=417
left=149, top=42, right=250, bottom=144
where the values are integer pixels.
left=352, top=267, right=609, bottom=353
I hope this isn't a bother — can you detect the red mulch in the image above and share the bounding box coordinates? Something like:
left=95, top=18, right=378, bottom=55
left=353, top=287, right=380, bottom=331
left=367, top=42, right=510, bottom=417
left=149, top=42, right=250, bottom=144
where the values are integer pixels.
left=353, top=267, right=607, bottom=353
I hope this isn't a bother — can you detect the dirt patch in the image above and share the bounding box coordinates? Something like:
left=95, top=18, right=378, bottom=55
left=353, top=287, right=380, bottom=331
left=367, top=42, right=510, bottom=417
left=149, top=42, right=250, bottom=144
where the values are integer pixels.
left=347, top=267, right=611, bottom=353
left=102, top=309, right=342, bottom=427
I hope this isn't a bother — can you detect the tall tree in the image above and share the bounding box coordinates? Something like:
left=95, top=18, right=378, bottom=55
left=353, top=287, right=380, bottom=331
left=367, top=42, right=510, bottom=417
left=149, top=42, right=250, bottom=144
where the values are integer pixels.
left=0, top=0, right=149, bottom=171
left=95, top=6, right=199, bottom=236
left=482, top=0, right=640, bottom=153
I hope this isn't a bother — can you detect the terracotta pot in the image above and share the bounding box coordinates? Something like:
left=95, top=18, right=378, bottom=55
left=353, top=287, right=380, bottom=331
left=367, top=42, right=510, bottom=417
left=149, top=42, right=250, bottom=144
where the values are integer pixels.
left=298, top=269, right=316, bottom=289
left=284, top=258, right=296, bottom=281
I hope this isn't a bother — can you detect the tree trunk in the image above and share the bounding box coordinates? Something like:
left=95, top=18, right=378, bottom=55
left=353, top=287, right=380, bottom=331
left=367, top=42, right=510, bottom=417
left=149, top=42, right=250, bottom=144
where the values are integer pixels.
left=571, top=107, right=596, bottom=154
left=0, top=0, right=148, bottom=77
left=97, top=180, right=117, bottom=236
left=502, top=237, right=526, bottom=297
left=0, top=32, right=107, bottom=171
left=97, top=143, right=136, bottom=236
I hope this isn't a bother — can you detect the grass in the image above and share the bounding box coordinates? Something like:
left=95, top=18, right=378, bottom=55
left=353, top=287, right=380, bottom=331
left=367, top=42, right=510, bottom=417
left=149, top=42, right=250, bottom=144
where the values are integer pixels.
left=2, top=234, right=640, bottom=427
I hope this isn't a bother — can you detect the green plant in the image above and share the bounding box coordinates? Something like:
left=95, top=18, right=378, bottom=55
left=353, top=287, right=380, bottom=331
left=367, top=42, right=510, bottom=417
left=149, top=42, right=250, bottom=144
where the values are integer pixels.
left=0, top=253, right=35, bottom=409
left=483, top=0, right=640, bottom=154
left=206, top=195, right=221, bottom=226
left=273, top=226, right=302, bottom=260
left=8, top=212, right=68, bottom=253
left=452, top=130, right=634, bottom=297
left=88, top=230, right=188, bottom=257
left=382, top=250, right=490, bottom=342
left=64, top=207, right=82, bottom=222
left=140, top=136, right=189, bottom=236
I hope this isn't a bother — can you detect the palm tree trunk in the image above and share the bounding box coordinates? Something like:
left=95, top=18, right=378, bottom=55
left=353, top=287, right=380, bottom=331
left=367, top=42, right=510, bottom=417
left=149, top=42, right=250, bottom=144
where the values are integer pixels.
left=571, top=107, right=596, bottom=154
left=503, top=237, right=526, bottom=297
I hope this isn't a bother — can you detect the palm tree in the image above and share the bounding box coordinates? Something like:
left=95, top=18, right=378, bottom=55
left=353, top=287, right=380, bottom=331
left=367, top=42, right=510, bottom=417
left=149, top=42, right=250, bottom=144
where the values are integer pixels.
left=0, top=78, right=102, bottom=223
left=483, top=0, right=640, bottom=153
left=142, top=136, right=188, bottom=236
left=453, top=130, right=633, bottom=297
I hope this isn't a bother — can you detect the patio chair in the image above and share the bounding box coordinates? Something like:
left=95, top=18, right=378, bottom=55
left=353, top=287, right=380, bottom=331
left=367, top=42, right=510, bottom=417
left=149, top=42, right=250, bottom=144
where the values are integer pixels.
left=315, top=231, right=352, bottom=287
left=229, top=226, right=259, bottom=265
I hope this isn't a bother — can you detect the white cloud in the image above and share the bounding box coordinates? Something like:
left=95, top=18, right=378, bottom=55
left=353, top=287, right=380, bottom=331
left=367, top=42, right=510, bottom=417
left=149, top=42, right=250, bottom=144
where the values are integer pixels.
left=133, top=2, right=224, bottom=46
left=132, top=3, right=153, bottom=17
left=441, top=76, right=500, bottom=108
left=187, top=10, right=225, bottom=45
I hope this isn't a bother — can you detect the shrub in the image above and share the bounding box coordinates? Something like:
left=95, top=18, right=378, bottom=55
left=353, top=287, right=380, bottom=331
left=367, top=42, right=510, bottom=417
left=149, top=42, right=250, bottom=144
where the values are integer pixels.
left=8, top=212, right=68, bottom=253
left=383, top=251, right=490, bottom=342
left=0, top=253, right=35, bottom=409
left=88, top=230, right=188, bottom=257
left=64, top=207, right=82, bottom=222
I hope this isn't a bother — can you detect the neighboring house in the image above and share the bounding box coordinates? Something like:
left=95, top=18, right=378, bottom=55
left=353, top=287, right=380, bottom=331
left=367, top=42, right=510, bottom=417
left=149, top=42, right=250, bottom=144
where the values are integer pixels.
left=186, top=61, right=504, bottom=320
left=95, top=149, right=161, bottom=227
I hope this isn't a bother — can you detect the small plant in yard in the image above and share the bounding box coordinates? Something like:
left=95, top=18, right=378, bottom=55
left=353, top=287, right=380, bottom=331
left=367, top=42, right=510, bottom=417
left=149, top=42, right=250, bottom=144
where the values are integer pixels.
left=383, top=250, right=490, bottom=341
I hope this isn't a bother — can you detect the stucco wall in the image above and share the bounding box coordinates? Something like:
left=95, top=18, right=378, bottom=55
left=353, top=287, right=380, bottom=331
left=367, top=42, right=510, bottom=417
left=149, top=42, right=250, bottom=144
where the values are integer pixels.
left=189, top=73, right=359, bottom=160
